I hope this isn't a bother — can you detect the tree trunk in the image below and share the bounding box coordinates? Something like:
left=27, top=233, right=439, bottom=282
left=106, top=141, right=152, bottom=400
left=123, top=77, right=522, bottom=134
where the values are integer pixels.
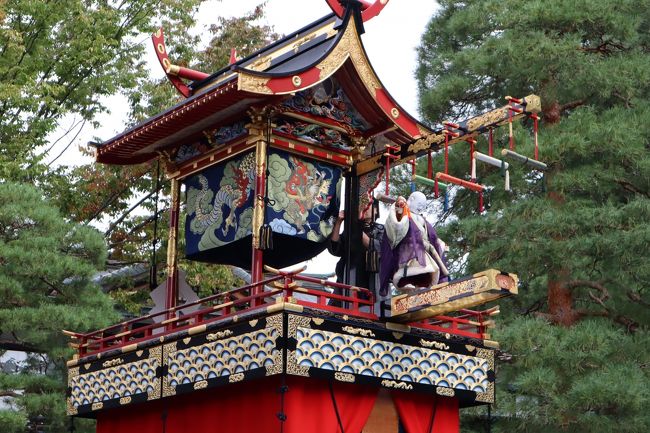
left=547, top=269, right=579, bottom=326
left=544, top=149, right=577, bottom=326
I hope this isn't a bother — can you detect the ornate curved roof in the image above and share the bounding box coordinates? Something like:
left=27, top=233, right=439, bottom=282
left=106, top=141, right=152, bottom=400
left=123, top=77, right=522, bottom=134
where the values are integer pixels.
left=95, top=7, right=431, bottom=166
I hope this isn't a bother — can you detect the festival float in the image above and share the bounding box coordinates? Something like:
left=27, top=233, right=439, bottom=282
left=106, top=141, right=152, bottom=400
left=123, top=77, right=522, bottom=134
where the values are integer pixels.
left=64, top=1, right=544, bottom=432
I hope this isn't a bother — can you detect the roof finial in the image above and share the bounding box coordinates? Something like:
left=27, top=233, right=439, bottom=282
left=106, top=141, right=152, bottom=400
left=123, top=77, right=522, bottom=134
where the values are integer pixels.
left=325, top=0, right=389, bottom=23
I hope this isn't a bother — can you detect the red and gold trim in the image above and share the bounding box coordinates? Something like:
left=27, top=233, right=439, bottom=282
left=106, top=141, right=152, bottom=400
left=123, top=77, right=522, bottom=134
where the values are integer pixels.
left=325, top=0, right=390, bottom=23
left=272, top=137, right=352, bottom=167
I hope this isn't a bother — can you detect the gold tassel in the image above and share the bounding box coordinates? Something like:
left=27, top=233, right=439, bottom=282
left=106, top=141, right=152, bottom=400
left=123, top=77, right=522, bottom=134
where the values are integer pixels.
left=259, top=225, right=273, bottom=250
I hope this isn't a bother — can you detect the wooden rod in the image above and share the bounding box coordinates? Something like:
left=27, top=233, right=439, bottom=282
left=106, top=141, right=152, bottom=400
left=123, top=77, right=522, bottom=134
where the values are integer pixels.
left=167, top=64, right=210, bottom=81
left=435, top=172, right=486, bottom=192
left=533, top=113, right=539, bottom=160
left=375, top=192, right=396, bottom=204
left=488, top=129, right=494, bottom=157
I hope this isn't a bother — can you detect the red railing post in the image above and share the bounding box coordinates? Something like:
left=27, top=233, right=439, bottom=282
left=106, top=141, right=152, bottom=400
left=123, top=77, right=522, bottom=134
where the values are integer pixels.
left=285, top=274, right=294, bottom=301
left=79, top=336, right=87, bottom=357
left=352, top=290, right=359, bottom=312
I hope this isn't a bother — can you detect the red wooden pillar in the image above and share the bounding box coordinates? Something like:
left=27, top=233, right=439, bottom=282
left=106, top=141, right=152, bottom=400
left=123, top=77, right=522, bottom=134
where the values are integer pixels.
left=165, top=177, right=181, bottom=326
left=250, top=111, right=269, bottom=304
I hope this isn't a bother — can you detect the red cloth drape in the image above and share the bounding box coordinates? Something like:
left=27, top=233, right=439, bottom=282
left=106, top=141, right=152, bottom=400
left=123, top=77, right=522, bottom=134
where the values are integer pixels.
left=391, top=390, right=459, bottom=433
left=96, top=376, right=378, bottom=433
left=283, top=377, right=378, bottom=433
left=96, top=399, right=164, bottom=433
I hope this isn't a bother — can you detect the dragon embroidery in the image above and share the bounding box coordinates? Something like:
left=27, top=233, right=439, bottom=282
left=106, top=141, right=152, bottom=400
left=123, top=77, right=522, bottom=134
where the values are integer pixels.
left=189, top=153, right=255, bottom=236
left=284, top=156, right=332, bottom=234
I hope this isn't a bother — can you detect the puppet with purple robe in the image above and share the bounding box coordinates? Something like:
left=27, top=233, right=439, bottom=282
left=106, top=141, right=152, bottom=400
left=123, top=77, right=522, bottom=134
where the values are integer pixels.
left=379, top=191, right=449, bottom=296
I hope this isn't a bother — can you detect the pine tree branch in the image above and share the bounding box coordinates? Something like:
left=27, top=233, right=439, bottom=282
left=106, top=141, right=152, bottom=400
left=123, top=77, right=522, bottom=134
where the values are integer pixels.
left=561, top=280, right=610, bottom=297
left=564, top=281, right=641, bottom=332
left=544, top=99, right=586, bottom=123
left=615, top=316, right=639, bottom=332
left=0, top=334, right=39, bottom=353
left=614, top=179, right=650, bottom=198
left=39, top=277, right=64, bottom=297
left=626, top=291, right=650, bottom=308
left=612, top=91, right=633, bottom=108
left=587, top=289, right=609, bottom=309
left=579, top=41, right=627, bottom=55
left=562, top=280, right=611, bottom=309
left=522, top=297, right=547, bottom=316
left=559, top=99, right=586, bottom=113
left=533, top=311, right=554, bottom=322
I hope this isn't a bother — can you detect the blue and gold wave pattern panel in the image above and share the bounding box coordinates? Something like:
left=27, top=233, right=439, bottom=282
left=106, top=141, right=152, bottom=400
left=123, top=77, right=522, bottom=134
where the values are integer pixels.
left=185, top=151, right=256, bottom=256
left=67, top=347, right=161, bottom=415
left=266, top=149, right=342, bottom=243
left=162, top=327, right=281, bottom=397
left=295, top=327, right=490, bottom=393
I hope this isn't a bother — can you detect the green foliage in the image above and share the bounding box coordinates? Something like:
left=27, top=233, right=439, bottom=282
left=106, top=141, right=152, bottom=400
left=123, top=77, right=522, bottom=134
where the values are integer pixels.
left=0, top=410, right=27, bottom=433
left=416, top=0, right=650, bottom=431
left=181, top=260, right=245, bottom=298
left=0, top=0, right=204, bottom=182
left=109, top=288, right=153, bottom=316
left=0, top=182, right=116, bottom=432
left=491, top=319, right=650, bottom=433
left=1, top=0, right=280, bottom=309
left=116, top=2, right=281, bottom=299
